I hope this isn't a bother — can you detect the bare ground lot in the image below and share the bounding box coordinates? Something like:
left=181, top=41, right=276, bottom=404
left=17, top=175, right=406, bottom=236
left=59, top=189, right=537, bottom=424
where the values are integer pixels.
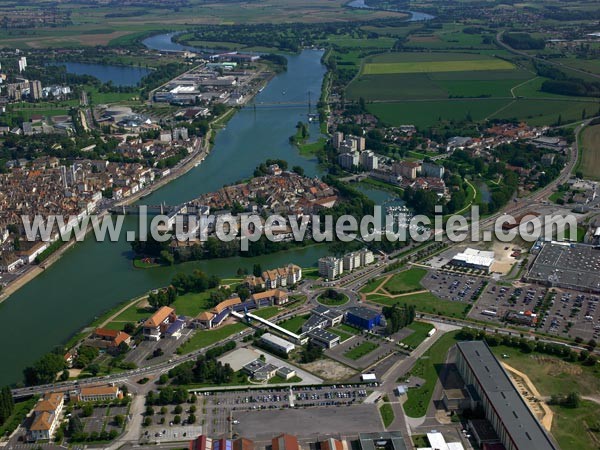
left=234, top=404, right=384, bottom=439
left=298, top=358, right=357, bottom=381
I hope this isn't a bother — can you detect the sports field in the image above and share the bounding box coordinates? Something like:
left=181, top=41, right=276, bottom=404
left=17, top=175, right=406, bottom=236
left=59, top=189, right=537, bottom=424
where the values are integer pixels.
left=578, top=124, right=600, bottom=181
left=363, top=59, right=514, bottom=75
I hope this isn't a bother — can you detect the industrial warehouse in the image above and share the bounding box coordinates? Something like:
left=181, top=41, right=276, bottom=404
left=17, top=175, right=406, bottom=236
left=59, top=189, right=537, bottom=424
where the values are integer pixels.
left=525, top=241, right=600, bottom=293
left=455, top=341, right=559, bottom=450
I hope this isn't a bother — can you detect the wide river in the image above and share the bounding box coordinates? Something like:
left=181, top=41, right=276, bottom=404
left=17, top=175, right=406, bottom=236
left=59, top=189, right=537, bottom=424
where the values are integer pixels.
left=0, top=49, right=331, bottom=386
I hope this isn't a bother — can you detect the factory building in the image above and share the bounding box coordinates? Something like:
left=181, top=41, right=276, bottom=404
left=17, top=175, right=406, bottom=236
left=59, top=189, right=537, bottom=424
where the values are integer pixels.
left=455, top=341, right=558, bottom=450
left=345, top=307, right=382, bottom=331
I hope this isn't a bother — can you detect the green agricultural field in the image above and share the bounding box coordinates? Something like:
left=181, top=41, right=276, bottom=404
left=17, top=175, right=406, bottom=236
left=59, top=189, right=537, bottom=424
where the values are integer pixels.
left=363, top=59, right=514, bottom=75
left=344, top=341, right=379, bottom=360
left=324, top=34, right=397, bottom=49
left=382, top=268, right=427, bottom=294
left=0, top=0, right=404, bottom=49
left=577, top=124, right=600, bottom=181
left=367, top=99, right=511, bottom=129
left=490, top=98, right=600, bottom=126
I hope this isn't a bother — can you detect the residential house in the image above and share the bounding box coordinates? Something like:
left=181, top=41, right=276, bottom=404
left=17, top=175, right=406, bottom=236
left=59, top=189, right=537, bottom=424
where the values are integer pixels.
left=88, top=328, right=131, bottom=353
left=143, top=306, right=177, bottom=341
left=27, top=393, right=64, bottom=442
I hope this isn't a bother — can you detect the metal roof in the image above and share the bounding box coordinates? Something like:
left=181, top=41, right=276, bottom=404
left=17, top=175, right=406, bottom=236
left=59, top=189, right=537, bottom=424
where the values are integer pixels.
left=456, top=341, right=558, bottom=450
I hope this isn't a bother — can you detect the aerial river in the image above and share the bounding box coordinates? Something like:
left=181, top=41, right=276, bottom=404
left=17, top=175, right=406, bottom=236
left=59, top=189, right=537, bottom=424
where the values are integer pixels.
left=0, top=48, right=331, bottom=386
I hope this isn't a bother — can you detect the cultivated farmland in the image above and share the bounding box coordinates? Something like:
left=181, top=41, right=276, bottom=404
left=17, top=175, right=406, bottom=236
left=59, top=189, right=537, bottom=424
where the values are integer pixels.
left=362, top=59, right=514, bottom=75
left=579, top=124, right=600, bottom=181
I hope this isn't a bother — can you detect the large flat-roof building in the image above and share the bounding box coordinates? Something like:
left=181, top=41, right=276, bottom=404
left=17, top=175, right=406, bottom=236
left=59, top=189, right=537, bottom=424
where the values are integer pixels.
left=525, top=241, right=600, bottom=293
left=455, top=341, right=558, bottom=450
left=345, top=306, right=382, bottom=330
left=359, top=432, right=407, bottom=450
left=451, top=248, right=495, bottom=273
left=307, top=328, right=340, bottom=349
left=260, top=333, right=296, bottom=354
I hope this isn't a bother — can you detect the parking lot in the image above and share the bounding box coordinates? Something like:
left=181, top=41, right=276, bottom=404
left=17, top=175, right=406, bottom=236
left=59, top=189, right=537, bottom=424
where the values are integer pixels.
left=422, top=271, right=487, bottom=303
left=141, top=424, right=204, bottom=443
left=125, top=330, right=193, bottom=368
left=200, top=383, right=376, bottom=435
left=469, top=282, right=547, bottom=326
left=467, top=278, right=600, bottom=341
left=538, top=289, right=600, bottom=341
left=233, top=403, right=383, bottom=440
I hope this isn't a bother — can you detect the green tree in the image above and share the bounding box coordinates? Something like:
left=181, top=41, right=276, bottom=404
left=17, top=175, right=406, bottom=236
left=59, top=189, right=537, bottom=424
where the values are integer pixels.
left=82, top=403, right=94, bottom=417
left=114, top=414, right=125, bottom=427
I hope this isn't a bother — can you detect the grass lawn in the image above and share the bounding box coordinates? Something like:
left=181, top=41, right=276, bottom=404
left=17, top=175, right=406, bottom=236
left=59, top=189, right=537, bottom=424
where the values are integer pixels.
left=328, top=327, right=352, bottom=342
left=360, top=277, right=387, bottom=294
left=488, top=345, right=600, bottom=397
left=113, top=301, right=151, bottom=323
left=302, top=267, right=320, bottom=279
left=551, top=401, right=600, bottom=450
left=383, top=268, right=427, bottom=294
left=344, top=341, right=379, bottom=360
left=268, top=375, right=303, bottom=384
left=400, top=322, right=434, bottom=348
left=379, top=403, right=395, bottom=428
left=298, top=137, right=327, bottom=156
left=486, top=346, right=600, bottom=450
left=317, top=292, right=349, bottom=306
left=367, top=292, right=470, bottom=319
left=338, top=323, right=361, bottom=335
left=102, top=321, right=131, bottom=331
left=548, top=190, right=565, bottom=204
left=171, top=291, right=213, bottom=318
left=179, top=323, right=247, bottom=354
left=403, top=331, right=459, bottom=418
left=279, top=314, right=310, bottom=334
left=252, top=306, right=281, bottom=319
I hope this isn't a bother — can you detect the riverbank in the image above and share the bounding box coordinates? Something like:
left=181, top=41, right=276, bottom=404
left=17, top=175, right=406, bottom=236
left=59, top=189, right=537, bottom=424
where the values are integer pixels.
left=0, top=49, right=328, bottom=386
left=0, top=68, right=273, bottom=304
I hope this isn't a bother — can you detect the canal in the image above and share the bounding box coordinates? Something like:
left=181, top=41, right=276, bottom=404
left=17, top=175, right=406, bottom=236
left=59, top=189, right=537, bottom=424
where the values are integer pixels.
left=0, top=48, right=329, bottom=386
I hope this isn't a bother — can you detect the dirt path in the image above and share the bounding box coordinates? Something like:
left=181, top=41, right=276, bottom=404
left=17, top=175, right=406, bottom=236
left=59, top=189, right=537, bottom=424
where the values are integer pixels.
left=502, top=362, right=554, bottom=432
